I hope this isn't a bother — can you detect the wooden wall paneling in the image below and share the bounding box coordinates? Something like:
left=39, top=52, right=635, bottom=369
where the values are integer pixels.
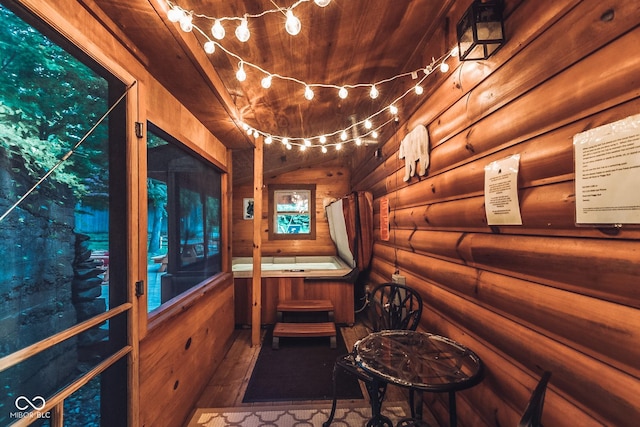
left=353, top=2, right=640, bottom=426
left=234, top=278, right=250, bottom=325
left=426, top=283, right=640, bottom=426
left=369, top=247, right=640, bottom=425
left=139, top=276, right=235, bottom=427
left=431, top=0, right=638, bottom=148
left=374, top=182, right=640, bottom=239
left=424, top=304, right=603, bottom=427
left=430, top=29, right=640, bottom=174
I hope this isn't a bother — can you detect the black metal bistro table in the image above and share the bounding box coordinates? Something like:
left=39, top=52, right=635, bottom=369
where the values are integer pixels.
left=354, top=330, right=484, bottom=427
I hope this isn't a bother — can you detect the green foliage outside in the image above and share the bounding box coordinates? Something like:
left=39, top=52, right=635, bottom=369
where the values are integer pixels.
left=0, top=4, right=108, bottom=208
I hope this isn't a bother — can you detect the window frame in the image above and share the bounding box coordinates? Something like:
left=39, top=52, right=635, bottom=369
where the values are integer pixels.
left=146, top=122, right=223, bottom=314
left=268, top=184, right=316, bottom=240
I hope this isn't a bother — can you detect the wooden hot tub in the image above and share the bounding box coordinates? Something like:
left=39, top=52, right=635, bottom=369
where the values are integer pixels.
left=232, top=256, right=357, bottom=325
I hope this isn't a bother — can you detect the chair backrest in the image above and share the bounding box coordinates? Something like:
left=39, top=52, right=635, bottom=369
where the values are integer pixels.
left=517, top=371, right=552, bottom=427
left=368, top=283, right=423, bottom=331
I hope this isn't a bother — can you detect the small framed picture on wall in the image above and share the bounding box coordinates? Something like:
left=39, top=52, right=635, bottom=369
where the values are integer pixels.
left=243, top=198, right=254, bottom=220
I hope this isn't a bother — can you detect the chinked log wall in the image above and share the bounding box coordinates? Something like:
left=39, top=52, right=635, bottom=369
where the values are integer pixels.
left=351, top=0, right=640, bottom=426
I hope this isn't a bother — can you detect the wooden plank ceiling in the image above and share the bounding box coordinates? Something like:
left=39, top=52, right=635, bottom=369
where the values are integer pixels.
left=89, top=0, right=460, bottom=182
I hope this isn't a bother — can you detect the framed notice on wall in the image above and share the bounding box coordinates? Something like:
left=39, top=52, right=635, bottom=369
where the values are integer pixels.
left=574, top=114, right=640, bottom=226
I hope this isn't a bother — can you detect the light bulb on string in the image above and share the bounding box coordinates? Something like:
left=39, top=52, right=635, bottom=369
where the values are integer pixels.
left=304, top=86, right=314, bottom=100
left=338, top=87, right=348, bottom=99
left=364, top=119, right=372, bottom=129
left=235, top=17, right=250, bottom=42
left=236, top=61, right=246, bottom=81
left=440, top=62, right=449, bottom=73
left=314, top=0, right=331, bottom=7
left=369, top=85, right=379, bottom=99
left=282, top=137, right=289, bottom=146
left=211, top=19, right=225, bottom=40
left=179, top=12, right=193, bottom=32
left=450, top=46, right=459, bottom=58
left=372, top=130, right=379, bottom=138
left=389, top=104, right=398, bottom=115
left=265, top=136, right=273, bottom=144
left=204, top=40, right=215, bottom=54
left=336, top=143, right=342, bottom=151
left=304, top=139, right=311, bottom=147
left=321, top=146, right=328, bottom=153
left=261, top=75, right=272, bottom=89
left=414, top=85, right=423, bottom=95
left=340, top=131, right=347, bottom=141
left=300, top=145, right=307, bottom=152
left=253, top=130, right=259, bottom=139
left=168, top=6, right=183, bottom=23
left=355, top=137, right=362, bottom=146
left=319, top=135, right=327, bottom=144
left=286, top=143, right=292, bottom=150
left=285, top=10, right=301, bottom=36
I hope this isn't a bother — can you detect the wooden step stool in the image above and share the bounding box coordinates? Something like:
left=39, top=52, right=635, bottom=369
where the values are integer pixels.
left=272, top=299, right=336, bottom=349
left=276, top=299, right=335, bottom=322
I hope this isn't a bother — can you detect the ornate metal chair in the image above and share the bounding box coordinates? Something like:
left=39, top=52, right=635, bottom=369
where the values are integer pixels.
left=518, top=371, right=552, bottom=427
left=323, top=283, right=423, bottom=427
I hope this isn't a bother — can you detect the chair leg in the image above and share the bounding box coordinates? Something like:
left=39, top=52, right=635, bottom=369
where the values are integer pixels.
left=323, top=363, right=340, bottom=427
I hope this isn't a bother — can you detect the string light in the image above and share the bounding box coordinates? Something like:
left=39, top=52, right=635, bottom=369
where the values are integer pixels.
left=369, top=85, right=379, bottom=99
left=236, top=61, right=246, bottom=81
left=261, top=75, right=272, bottom=89
left=204, top=40, right=215, bottom=54
left=179, top=12, right=193, bottom=32
left=164, top=1, right=460, bottom=152
left=304, top=85, right=314, bottom=100
left=168, top=5, right=183, bottom=23
left=211, top=19, right=225, bottom=40
left=235, top=16, right=250, bottom=42
left=285, top=10, right=301, bottom=36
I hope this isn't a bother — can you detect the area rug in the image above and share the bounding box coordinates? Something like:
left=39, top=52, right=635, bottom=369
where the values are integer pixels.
left=242, top=328, right=363, bottom=402
left=188, top=405, right=408, bottom=427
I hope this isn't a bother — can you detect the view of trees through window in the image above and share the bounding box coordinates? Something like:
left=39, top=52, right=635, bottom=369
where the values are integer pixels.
left=0, top=3, right=115, bottom=425
left=269, top=185, right=316, bottom=240
left=147, top=124, right=222, bottom=312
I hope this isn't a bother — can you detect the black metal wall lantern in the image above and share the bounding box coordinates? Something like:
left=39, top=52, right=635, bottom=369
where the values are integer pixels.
left=456, top=0, right=505, bottom=61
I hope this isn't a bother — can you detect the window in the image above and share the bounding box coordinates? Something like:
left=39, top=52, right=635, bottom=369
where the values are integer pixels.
left=268, top=184, right=316, bottom=240
left=0, top=2, right=127, bottom=425
left=147, top=123, right=222, bottom=312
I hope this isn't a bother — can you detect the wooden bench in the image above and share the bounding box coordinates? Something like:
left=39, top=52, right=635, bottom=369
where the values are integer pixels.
left=272, top=322, right=337, bottom=349
left=276, top=299, right=334, bottom=322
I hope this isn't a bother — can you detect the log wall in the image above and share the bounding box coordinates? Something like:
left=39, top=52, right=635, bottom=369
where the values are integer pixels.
left=350, top=1, right=640, bottom=426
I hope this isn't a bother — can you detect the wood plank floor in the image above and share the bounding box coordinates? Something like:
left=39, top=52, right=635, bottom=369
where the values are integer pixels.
left=190, top=320, right=441, bottom=426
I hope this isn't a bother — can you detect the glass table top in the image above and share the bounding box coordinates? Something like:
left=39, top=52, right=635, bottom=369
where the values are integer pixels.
left=354, top=330, right=484, bottom=392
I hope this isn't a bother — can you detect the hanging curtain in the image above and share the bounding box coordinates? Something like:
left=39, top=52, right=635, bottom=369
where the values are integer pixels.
left=340, top=191, right=373, bottom=271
